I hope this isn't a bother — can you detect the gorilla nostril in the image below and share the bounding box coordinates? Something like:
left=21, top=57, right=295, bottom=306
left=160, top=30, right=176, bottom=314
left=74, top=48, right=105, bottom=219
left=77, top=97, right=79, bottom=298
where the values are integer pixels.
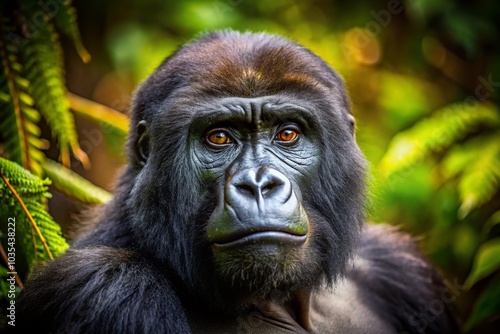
left=236, top=184, right=256, bottom=197
left=261, top=180, right=283, bottom=196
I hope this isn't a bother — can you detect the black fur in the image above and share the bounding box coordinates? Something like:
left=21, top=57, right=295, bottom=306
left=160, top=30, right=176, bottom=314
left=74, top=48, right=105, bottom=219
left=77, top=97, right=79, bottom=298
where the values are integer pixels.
left=14, top=30, right=458, bottom=333
left=15, top=248, right=189, bottom=333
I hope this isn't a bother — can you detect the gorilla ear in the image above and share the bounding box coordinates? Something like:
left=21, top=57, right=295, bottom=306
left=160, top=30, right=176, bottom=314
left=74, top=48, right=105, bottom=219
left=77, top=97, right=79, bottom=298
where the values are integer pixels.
left=347, top=114, right=356, bottom=136
left=135, top=120, right=150, bottom=166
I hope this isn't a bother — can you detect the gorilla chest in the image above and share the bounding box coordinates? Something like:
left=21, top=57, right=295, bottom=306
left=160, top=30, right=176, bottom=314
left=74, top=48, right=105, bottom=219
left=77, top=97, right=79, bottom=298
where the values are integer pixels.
left=187, top=284, right=395, bottom=334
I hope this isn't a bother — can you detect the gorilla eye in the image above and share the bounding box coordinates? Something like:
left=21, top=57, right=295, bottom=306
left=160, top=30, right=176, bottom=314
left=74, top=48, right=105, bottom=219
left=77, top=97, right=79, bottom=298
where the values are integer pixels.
left=206, top=130, right=233, bottom=146
left=275, top=129, right=298, bottom=143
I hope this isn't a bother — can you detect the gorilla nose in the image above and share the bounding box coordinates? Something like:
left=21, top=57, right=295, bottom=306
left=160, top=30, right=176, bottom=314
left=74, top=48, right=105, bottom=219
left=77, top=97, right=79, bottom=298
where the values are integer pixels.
left=228, top=167, right=292, bottom=205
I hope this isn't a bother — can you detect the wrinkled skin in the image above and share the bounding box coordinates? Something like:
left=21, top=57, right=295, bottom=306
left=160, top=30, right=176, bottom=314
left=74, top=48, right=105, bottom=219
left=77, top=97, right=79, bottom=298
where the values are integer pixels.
left=14, top=31, right=459, bottom=334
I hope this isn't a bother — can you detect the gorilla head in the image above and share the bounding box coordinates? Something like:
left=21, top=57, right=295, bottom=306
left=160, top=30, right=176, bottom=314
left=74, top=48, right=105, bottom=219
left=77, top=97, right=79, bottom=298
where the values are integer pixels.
left=125, top=30, right=366, bottom=312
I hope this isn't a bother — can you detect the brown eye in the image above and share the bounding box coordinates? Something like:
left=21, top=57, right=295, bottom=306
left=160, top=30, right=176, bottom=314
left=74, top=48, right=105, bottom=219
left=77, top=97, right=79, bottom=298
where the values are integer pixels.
left=207, top=131, right=232, bottom=145
left=275, top=129, right=298, bottom=142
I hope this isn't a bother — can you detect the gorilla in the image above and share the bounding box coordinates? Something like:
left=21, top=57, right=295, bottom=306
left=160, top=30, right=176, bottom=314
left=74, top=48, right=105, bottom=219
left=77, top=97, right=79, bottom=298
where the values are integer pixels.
left=16, top=30, right=459, bottom=333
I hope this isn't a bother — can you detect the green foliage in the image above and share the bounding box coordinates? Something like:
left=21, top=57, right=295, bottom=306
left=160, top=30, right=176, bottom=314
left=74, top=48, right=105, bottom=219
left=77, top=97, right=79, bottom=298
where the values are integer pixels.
left=380, top=102, right=499, bottom=178
left=0, top=0, right=113, bottom=312
left=19, top=1, right=88, bottom=168
left=380, top=102, right=500, bottom=217
left=465, top=238, right=500, bottom=288
left=0, top=157, right=68, bottom=264
left=52, top=0, right=91, bottom=63
left=0, top=15, right=45, bottom=176
left=464, top=278, right=500, bottom=331
left=0, top=0, right=88, bottom=170
left=483, top=210, right=500, bottom=236
left=445, top=134, right=500, bottom=218
left=68, top=92, right=129, bottom=135
left=43, top=159, right=111, bottom=204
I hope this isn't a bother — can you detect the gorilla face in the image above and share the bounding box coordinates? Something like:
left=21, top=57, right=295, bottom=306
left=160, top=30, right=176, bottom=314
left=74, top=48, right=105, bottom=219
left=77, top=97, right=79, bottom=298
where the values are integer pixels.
left=198, top=96, right=321, bottom=293
left=127, top=31, right=366, bottom=311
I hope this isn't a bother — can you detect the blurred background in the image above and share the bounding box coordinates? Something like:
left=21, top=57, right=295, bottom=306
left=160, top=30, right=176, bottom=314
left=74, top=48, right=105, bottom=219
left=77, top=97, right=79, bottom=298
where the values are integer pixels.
left=2, top=0, right=500, bottom=332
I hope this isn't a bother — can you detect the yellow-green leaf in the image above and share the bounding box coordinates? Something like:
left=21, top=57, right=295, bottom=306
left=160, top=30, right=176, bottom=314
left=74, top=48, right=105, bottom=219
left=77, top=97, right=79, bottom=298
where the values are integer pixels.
left=465, top=238, right=500, bottom=288
left=68, top=92, right=129, bottom=135
left=380, top=102, right=499, bottom=177
left=43, top=159, right=112, bottom=204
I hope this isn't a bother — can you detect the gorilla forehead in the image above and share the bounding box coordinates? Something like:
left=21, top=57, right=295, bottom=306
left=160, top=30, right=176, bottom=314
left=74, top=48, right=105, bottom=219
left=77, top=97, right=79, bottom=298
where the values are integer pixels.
left=133, top=30, right=350, bottom=123
left=158, top=95, right=320, bottom=131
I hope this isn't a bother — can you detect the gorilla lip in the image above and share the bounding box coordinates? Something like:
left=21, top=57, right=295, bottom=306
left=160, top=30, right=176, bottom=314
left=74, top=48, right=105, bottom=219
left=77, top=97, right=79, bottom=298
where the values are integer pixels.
left=212, top=230, right=307, bottom=249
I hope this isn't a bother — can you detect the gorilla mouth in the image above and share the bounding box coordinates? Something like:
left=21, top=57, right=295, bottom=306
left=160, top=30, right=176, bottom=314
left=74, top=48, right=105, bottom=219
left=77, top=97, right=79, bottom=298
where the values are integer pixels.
left=213, top=230, right=307, bottom=249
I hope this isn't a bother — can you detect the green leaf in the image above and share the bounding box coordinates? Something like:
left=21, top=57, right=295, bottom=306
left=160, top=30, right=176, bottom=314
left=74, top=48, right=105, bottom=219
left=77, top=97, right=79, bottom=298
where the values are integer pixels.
left=19, top=3, right=89, bottom=168
left=443, top=133, right=500, bottom=218
left=464, top=278, right=500, bottom=331
left=465, top=238, right=500, bottom=288
left=380, top=102, right=500, bottom=177
left=457, top=134, right=500, bottom=218
left=442, top=141, right=479, bottom=181
left=25, top=199, right=69, bottom=259
left=483, top=210, right=500, bottom=237
left=68, top=92, right=129, bottom=135
left=0, top=14, right=44, bottom=176
left=0, top=157, right=68, bottom=265
left=43, top=159, right=112, bottom=204
left=53, top=0, right=91, bottom=63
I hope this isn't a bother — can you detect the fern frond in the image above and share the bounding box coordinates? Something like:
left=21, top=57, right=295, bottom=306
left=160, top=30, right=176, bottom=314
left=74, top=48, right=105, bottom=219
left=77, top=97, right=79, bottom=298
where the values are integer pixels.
left=43, top=159, right=112, bottom=204
left=0, top=14, right=44, bottom=176
left=0, top=158, right=68, bottom=265
left=465, top=237, right=500, bottom=288
left=380, top=102, right=500, bottom=176
left=24, top=198, right=68, bottom=258
left=442, top=140, right=480, bottom=181
left=53, top=0, right=90, bottom=63
left=454, top=134, right=500, bottom=218
left=19, top=2, right=89, bottom=169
